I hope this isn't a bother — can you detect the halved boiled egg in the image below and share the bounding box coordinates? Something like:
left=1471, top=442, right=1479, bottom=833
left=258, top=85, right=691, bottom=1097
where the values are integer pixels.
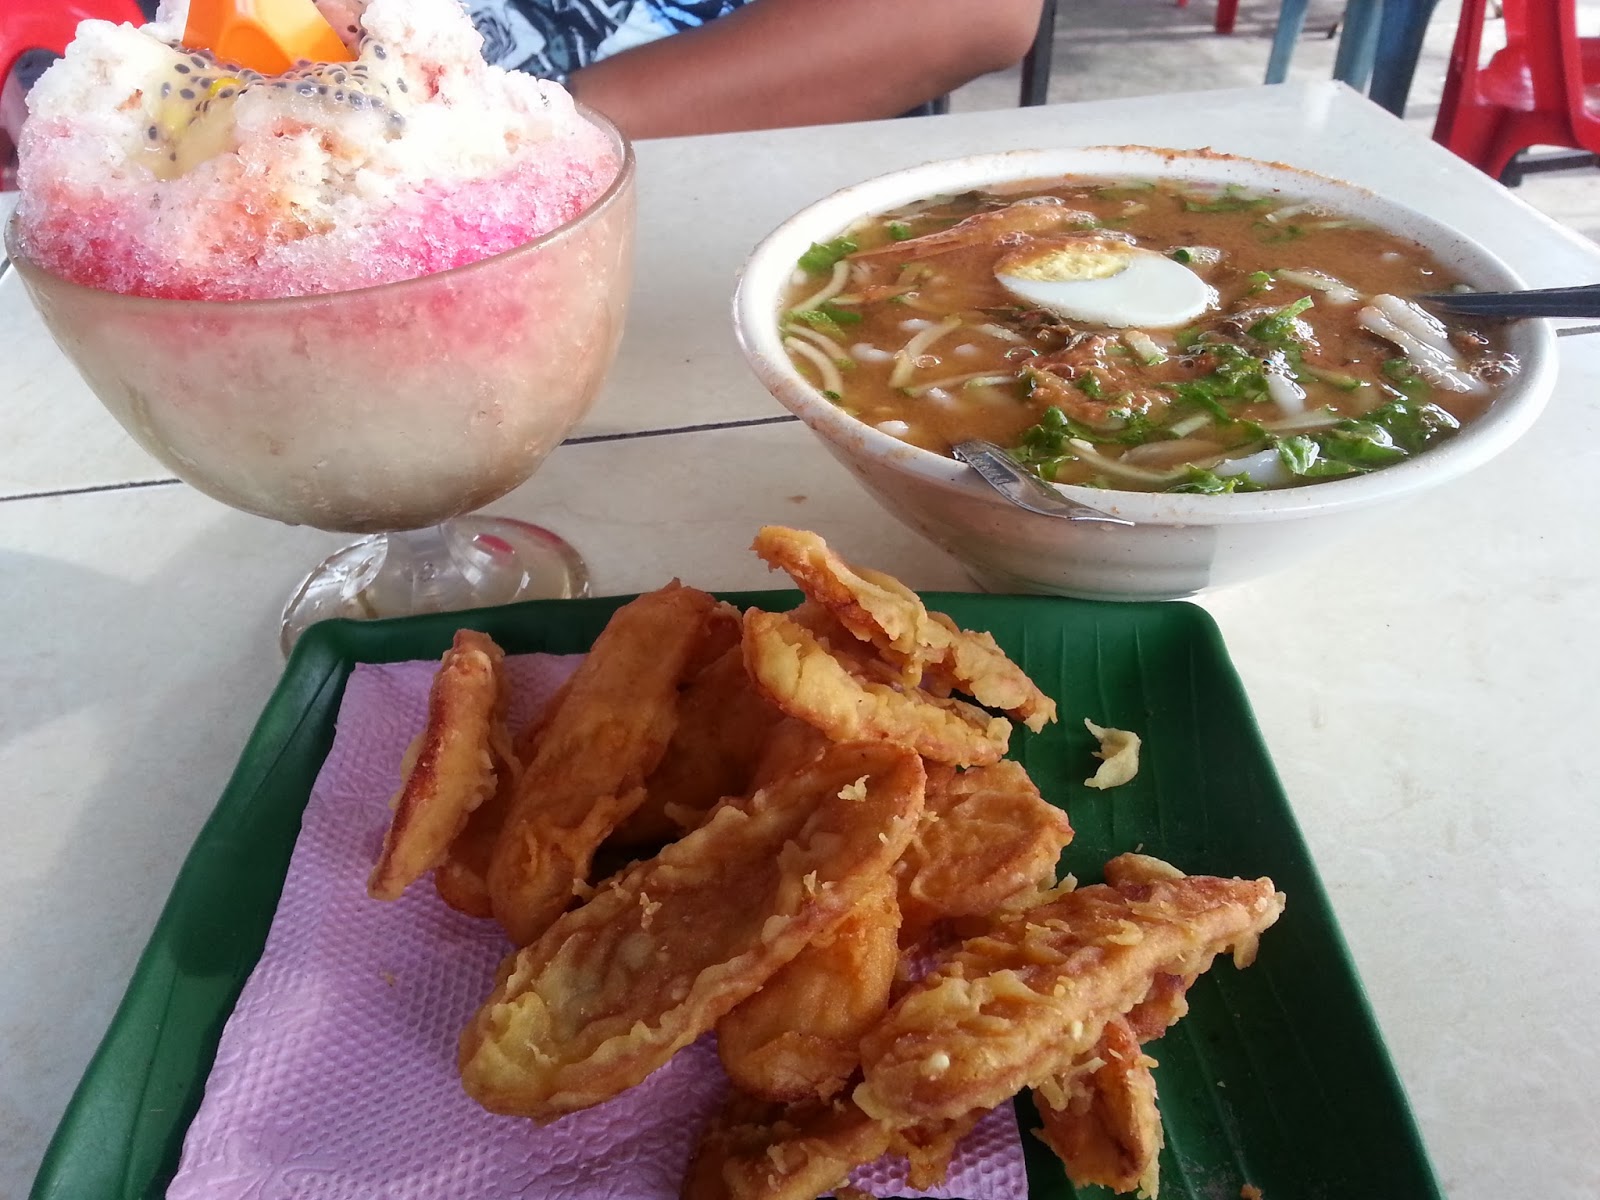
left=994, top=236, right=1216, bottom=329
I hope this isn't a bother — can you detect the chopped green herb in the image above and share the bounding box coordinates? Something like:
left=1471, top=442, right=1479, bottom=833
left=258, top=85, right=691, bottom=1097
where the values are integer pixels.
left=1171, top=248, right=1194, bottom=263
left=822, top=389, right=842, bottom=401
left=1245, top=270, right=1274, bottom=295
left=887, top=221, right=914, bottom=241
left=1093, top=182, right=1155, bottom=201
left=1247, top=296, right=1315, bottom=346
left=1174, top=328, right=1205, bottom=351
left=1254, top=221, right=1307, bottom=244
left=1183, top=187, right=1273, bottom=213
left=1380, top=356, right=1429, bottom=399
left=787, top=302, right=864, bottom=338
left=1172, top=465, right=1247, bottom=494
left=1317, top=421, right=1406, bottom=468
left=1360, top=395, right=1460, bottom=453
left=1276, top=435, right=1320, bottom=475
left=797, top=237, right=857, bottom=275
left=1075, top=372, right=1105, bottom=401
left=1297, top=364, right=1363, bottom=391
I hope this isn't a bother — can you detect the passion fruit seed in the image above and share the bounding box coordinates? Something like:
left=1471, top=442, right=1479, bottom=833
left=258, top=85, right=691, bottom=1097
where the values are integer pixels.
left=141, top=41, right=410, bottom=175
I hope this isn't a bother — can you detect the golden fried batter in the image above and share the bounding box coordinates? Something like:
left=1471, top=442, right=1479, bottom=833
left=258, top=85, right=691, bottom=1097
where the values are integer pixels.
left=855, top=854, right=1285, bottom=1125
left=368, top=630, right=509, bottom=902
left=1033, top=1016, right=1164, bottom=1197
left=459, top=742, right=926, bottom=1121
left=753, top=527, right=940, bottom=670
left=742, top=609, right=1010, bottom=767
left=752, top=526, right=1057, bottom=732
left=718, top=874, right=901, bottom=1103
left=614, top=643, right=785, bottom=846
left=681, top=1095, right=894, bottom=1200
left=487, top=582, right=718, bottom=946
left=748, top=718, right=833, bottom=793
left=896, top=760, right=1074, bottom=940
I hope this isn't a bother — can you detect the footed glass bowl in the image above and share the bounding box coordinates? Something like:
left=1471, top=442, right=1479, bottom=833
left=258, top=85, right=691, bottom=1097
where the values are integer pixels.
left=7, top=111, right=635, bottom=650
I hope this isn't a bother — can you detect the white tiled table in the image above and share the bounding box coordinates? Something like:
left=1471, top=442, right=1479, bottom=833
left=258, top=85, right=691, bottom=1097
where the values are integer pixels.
left=3, top=81, right=1598, bottom=1198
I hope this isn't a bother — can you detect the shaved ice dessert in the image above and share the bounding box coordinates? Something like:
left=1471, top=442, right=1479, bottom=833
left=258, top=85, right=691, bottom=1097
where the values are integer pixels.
left=13, top=0, right=621, bottom=300
left=5, top=0, right=635, bottom=644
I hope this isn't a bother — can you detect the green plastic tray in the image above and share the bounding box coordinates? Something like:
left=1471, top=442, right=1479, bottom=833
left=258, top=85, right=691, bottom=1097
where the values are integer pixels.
left=30, top=593, right=1443, bottom=1200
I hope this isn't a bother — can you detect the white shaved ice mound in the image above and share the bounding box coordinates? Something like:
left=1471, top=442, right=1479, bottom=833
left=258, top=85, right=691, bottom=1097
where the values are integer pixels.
left=12, top=0, right=619, bottom=300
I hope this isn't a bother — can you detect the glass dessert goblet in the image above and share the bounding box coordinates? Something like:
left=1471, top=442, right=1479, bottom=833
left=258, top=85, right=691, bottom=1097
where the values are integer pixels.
left=6, top=113, right=634, bottom=652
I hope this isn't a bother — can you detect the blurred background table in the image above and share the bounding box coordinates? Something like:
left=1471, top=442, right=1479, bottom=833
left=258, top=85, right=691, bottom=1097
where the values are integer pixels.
left=2, top=81, right=1597, bottom=1198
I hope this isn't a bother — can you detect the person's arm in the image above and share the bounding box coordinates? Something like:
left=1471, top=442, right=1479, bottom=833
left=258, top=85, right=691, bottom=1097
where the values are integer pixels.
left=566, top=0, right=1045, bottom=139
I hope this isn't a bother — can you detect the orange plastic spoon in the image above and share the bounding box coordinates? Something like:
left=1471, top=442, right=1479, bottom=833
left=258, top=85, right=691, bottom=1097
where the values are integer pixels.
left=182, top=0, right=355, bottom=74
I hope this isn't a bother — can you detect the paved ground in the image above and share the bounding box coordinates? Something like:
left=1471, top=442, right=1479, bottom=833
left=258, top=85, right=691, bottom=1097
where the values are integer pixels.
left=951, top=0, right=1600, bottom=245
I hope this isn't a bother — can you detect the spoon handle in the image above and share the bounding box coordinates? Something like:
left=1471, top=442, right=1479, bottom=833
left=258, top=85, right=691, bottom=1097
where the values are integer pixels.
left=951, top=440, right=1132, bottom=525
left=1416, top=283, right=1600, bottom=319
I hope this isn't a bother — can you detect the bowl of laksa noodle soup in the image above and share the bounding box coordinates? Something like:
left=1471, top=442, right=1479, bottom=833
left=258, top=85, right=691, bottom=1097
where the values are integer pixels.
left=733, top=146, right=1556, bottom=599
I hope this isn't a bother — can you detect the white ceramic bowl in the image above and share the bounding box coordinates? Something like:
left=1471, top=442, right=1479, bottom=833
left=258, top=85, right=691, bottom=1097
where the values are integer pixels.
left=732, top=146, right=1558, bottom=600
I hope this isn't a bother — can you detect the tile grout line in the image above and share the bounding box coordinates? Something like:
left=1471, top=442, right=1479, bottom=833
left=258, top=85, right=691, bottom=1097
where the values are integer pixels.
left=0, top=413, right=805, bottom=504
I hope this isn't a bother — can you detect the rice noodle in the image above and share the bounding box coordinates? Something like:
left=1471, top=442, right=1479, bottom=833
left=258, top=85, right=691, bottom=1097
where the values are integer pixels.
left=1167, top=412, right=1212, bottom=438
left=1264, top=202, right=1315, bottom=224
left=851, top=343, right=895, bottom=364
left=1359, top=296, right=1487, bottom=393
left=904, top=371, right=1016, bottom=396
left=1274, top=269, right=1362, bottom=305
left=791, top=259, right=851, bottom=313
left=784, top=335, right=845, bottom=397
left=1214, top=446, right=1293, bottom=487
left=1120, top=438, right=1224, bottom=468
left=1264, top=406, right=1342, bottom=432
left=786, top=324, right=852, bottom=364
left=1121, top=330, right=1167, bottom=365
left=1065, top=438, right=1188, bottom=486
left=1264, top=370, right=1307, bottom=414
left=974, top=323, right=1028, bottom=344
left=890, top=315, right=963, bottom=388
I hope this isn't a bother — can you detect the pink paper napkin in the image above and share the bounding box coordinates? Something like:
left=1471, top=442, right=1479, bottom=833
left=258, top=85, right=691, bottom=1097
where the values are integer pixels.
left=166, top=653, right=1029, bottom=1200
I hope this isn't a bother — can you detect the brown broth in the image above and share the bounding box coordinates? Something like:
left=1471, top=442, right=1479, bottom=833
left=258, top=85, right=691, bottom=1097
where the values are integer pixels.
left=778, top=178, right=1515, bottom=493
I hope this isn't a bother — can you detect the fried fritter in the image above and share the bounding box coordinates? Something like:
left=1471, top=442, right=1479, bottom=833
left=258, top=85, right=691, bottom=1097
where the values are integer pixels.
left=751, top=526, right=1057, bottom=732
left=681, top=1092, right=980, bottom=1200
left=742, top=609, right=1010, bottom=767
left=433, top=761, right=517, bottom=918
left=854, top=854, right=1285, bottom=1125
left=1033, top=1016, right=1164, bottom=1197
left=368, top=630, right=509, bottom=902
left=718, top=874, right=901, bottom=1103
left=486, top=582, right=718, bottom=946
left=614, top=642, right=785, bottom=846
left=681, top=1095, right=894, bottom=1200
left=748, top=718, right=833, bottom=793
left=459, top=742, right=926, bottom=1121
left=896, top=760, right=1074, bottom=940
left=752, top=527, right=939, bottom=668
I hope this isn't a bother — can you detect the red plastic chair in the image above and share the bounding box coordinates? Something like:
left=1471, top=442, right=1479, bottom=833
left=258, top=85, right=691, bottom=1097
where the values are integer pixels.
left=1433, top=0, right=1600, bottom=180
left=1175, top=0, right=1241, bottom=36
left=2, top=0, right=146, bottom=189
